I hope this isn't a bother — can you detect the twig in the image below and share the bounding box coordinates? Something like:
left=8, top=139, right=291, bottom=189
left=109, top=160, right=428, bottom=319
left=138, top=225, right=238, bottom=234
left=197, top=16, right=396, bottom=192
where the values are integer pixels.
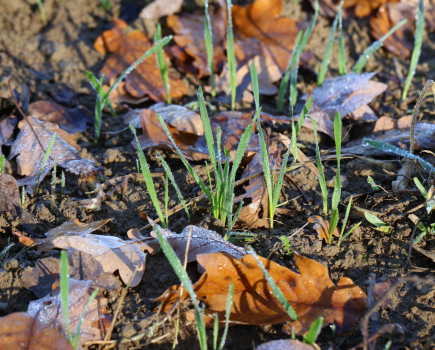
left=284, top=174, right=309, bottom=204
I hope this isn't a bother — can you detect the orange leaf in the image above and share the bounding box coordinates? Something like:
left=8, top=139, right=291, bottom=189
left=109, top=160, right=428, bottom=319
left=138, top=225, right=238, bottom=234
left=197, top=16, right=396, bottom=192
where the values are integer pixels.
left=95, top=19, right=187, bottom=102
left=157, top=252, right=367, bottom=335
left=308, top=215, right=340, bottom=242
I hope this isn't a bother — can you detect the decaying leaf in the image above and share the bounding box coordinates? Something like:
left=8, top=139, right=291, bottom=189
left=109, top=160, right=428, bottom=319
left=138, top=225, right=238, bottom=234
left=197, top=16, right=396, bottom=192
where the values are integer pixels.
left=95, top=19, right=188, bottom=102
left=123, top=102, right=204, bottom=136
left=103, top=81, right=149, bottom=111
left=0, top=174, right=38, bottom=234
left=0, top=114, right=17, bottom=150
left=0, top=312, right=74, bottom=350
left=157, top=252, right=367, bottom=335
left=20, top=249, right=120, bottom=298
left=27, top=279, right=108, bottom=348
left=133, top=109, right=258, bottom=162
left=29, top=100, right=93, bottom=134
left=308, top=216, right=340, bottom=242
left=147, top=217, right=246, bottom=264
left=298, top=72, right=387, bottom=140
left=373, top=275, right=396, bottom=309
left=139, top=0, right=183, bottom=20
left=9, top=117, right=98, bottom=193
left=343, top=0, right=400, bottom=18
left=413, top=244, right=435, bottom=263
left=256, top=339, right=315, bottom=350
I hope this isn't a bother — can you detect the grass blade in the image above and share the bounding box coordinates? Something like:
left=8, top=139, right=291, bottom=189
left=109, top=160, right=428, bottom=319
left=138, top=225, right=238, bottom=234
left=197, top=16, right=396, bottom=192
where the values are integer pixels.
left=311, top=118, right=328, bottom=219
left=364, top=212, right=387, bottom=227
left=337, top=196, right=352, bottom=246
left=402, top=0, right=424, bottom=100
left=247, top=246, right=298, bottom=320
left=226, top=0, right=236, bottom=110
left=414, top=177, right=428, bottom=199
left=338, top=7, right=346, bottom=75
left=60, top=251, right=72, bottom=343
left=329, top=112, right=342, bottom=244
left=72, top=288, right=99, bottom=348
left=204, top=0, right=215, bottom=98
left=296, top=96, right=313, bottom=135
left=154, top=23, right=171, bottom=104
left=250, top=62, right=260, bottom=111
left=218, top=283, right=234, bottom=350
left=130, top=125, right=166, bottom=226
left=303, top=316, right=323, bottom=345
left=153, top=225, right=208, bottom=350
left=0, top=154, right=5, bottom=175
left=367, top=176, right=379, bottom=190
left=353, top=19, right=407, bottom=73
left=34, top=132, right=56, bottom=194
left=289, top=54, right=302, bottom=112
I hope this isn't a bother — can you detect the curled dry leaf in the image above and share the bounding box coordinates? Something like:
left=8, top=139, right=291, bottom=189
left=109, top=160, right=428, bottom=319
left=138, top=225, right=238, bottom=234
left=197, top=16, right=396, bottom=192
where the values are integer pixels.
left=124, top=102, right=204, bottom=136
left=9, top=117, right=98, bottom=193
left=297, top=72, right=387, bottom=140
left=256, top=339, right=315, bottom=350
left=157, top=252, right=367, bottom=335
left=95, top=19, right=187, bottom=102
left=0, top=312, right=74, bottom=350
left=308, top=216, right=340, bottom=242
left=29, top=100, right=93, bottom=134
left=133, top=109, right=258, bottom=162
left=139, top=0, right=183, bottom=20
left=27, top=279, right=108, bottom=348
left=412, top=244, right=435, bottom=263
left=103, top=81, right=149, bottom=111
left=20, top=249, right=120, bottom=298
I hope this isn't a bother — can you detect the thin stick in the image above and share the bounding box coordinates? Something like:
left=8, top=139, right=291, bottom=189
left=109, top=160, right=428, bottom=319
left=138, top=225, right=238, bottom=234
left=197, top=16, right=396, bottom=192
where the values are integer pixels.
left=410, top=80, right=433, bottom=153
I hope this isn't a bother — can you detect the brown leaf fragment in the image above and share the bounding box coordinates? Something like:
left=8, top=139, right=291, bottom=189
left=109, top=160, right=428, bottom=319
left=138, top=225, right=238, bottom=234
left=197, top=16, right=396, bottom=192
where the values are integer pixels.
left=139, top=0, right=183, bottom=20
left=413, top=244, right=435, bottom=263
left=308, top=216, right=340, bottom=242
left=0, top=114, right=17, bottom=149
left=0, top=312, right=74, bottom=350
left=372, top=275, right=396, bottom=309
left=9, top=117, right=98, bottom=193
left=27, top=279, right=108, bottom=348
left=95, top=19, right=188, bottom=102
left=103, top=81, right=149, bottom=111
left=256, top=339, right=315, bottom=350
left=29, top=100, right=93, bottom=134
left=157, top=252, right=367, bottom=335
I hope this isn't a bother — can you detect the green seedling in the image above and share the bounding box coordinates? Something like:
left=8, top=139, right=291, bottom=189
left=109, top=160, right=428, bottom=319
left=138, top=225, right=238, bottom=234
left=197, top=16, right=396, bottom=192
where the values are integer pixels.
left=409, top=213, right=435, bottom=243
left=353, top=19, right=408, bottom=73
left=280, top=236, right=292, bottom=256
left=303, top=316, right=323, bottom=345
left=158, top=151, right=190, bottom=222
left=384, top=340, right=393, bottom=350
left=154, top=23, right=171, bottom=104
left=0, top=242, right=15, bottom=268
left=226, top=0, right=236, bottom=110
left=224, top=196, right=243, bottom=240
left=153, top=225, right=207, bottom=349
left=164, top=174, right=169, bottom=227
left=413, top=177, right=435, bottom=214
left=204, top=0, right=215, bottom=98
left=226, top=231, right=257, bottom=243
left=247, top=246, right=298, bottom=320
left=34, top=132, right=56, bottom=194
left=36, top=0, right=46, bottom=23
left=51, top=157, right=57, bottom=213
left=311, top=118, right=328, bottom=219
left=338, top=6, right=346, bottom=75
left=337, top=197, right=362, bottom=247
left=86, top=36, right=172, bottom=142
left=130, top=126, right=167, bottom=227
left=402, top=0, right=424, bottom=100
left=19, top=186, right=27, bottom=209
left=367, top=176, right=379, bottom=190
left=0, top=154, right=5, bottom=175
left=61, top=171, right=65, bottom=199
left=97, top=0, right=112, bottom=11
left=60, top=251, right=99, bottom=349
left=364, top=212, right=391, bottom=233
left=317, top=1, right=343, bottom=86
left=213, top=284, right=234, bottom=350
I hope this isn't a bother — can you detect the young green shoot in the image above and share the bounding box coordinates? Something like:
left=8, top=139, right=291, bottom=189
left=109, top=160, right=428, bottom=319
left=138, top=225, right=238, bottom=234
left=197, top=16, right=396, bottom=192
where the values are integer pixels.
left=204, top=0, right=215, bottom=98
left=61, top=171, right=65, bottom=199
left=226, top=231, right=257, bottom=243
left=0, top=154, right=4, bottom=175
left=311, top=118, right=328, bottom=219
left=226, top=0, right=236, bottom=110
left=353, top=19, right=408, bottom=73
left=329, top=112, right=342, bottom=245
left=36, top=0, right=46, bottom=24
left=364, top=212, right=391, bottom=233
left=224, top=197, right=243, bottom=240
left=337, top=197, right=362, bottom=246
left=158, top=151, right=190, bottom=221
left=215, top=284, right=234, bottom=350
left=367, top=176, right=379, bottom=190
left=154, top=23, right=171, bottom=104
left=280, top=236, right=292, bottom=256
left=402, top=0, right=424, bottom=100
left=303, top=316, right=323, bottom=345
left=34, top=132, right=56, bottom=194
left=130, top=126, right=167, bottom=227
left=20, top=186, right=27, bottom=209
left=86, top=36, right=172, bottom=142
left=164, top=174, right=169, bottom=227
left=317, top=1, right=343, bottom=86
left=338, top=5, right=346, bottom=75
left=153, top=225, right=207, bottom=350
left=413, top=177, right=435, bottom=214
left=51, top=157, right=57, bottom=213
left=247, top=246, right=298, bottom=320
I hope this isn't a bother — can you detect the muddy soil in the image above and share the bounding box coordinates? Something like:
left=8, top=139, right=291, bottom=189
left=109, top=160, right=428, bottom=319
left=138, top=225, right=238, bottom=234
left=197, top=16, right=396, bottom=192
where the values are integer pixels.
left=0, top=0, right=435, bottom=349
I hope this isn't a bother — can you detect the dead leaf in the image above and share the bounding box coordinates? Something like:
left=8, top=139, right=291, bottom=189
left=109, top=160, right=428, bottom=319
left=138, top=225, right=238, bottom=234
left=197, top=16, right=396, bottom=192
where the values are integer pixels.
left=133, top=109, right=258, bottom=162
left=103, top=81, right=149, bottom=111
left=9, top=117, right=98, bottom=193
left=348, top=105, right=379, bottom=123
left=0, top=114, right=17, bottom=150
left=0, top=312, right=74, bottom=350
left=20, top=249, right=120, bottom=298
left=0, top=174, right=38, bottom=234
left=157, top=252, right=367, bottom=335
left=29, top=100, right=93, bottom=134
left=124, top=102, right=204, bottom=136
left=413, top=244, right=435, bottom=263
left=139, top=0, right=183, bottom=20
left=27, top=279, right=108, bottom=348
left=344, top=0, right=400, bottom=18
left=298, top=72, right=387, bottom=140
left=147, top=217, right=246, bottom=264
left=372, top=275, right=396, bottom=309
left=308, top=216, right=340, bottom=242
left=256, top=339, right=315, bottom=350
left=95, top=19, right=188, bottom=102
left=372, top=115, right=414, bottom=132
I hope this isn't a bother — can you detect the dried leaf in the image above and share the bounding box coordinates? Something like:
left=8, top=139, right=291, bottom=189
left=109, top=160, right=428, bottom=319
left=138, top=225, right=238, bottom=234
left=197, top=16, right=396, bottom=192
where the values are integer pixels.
left=298, top=72, right=387, bottom=140
left=124, top=102, right=204, bottom=136
left=95, top=19, right=187, bottom=102
left=9, top=117, right=98, bottom=193
left=157, top=252, right=367, bottom=335
left=348, top=105, right=379, bottom=123
left=139, top=0, right=183, bottom=20
left=0, top=114, right=17, bottom=149
left=27, top=279, right=108, bottom=348
left=413, top=244, right=435, bottom=263
left=372, top=275, right=396, bottom=309
left=308, top=216, right=340, bottom=242
left=103, top=81, right=149, bottom=111
left=133, top=109, right=258, bottom=162
left=257, top=339, right=315, bottom=350
left=0, top=312, right=74, bottom=350
left=344, top=0, right=400, bottom=18
left=29, top=100, right=93, bottom=134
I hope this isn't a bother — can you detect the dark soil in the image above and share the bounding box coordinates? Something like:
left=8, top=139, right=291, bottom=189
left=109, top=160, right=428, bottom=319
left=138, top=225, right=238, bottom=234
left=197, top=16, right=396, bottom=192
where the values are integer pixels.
left=0, top=0, right=435, bottom=349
